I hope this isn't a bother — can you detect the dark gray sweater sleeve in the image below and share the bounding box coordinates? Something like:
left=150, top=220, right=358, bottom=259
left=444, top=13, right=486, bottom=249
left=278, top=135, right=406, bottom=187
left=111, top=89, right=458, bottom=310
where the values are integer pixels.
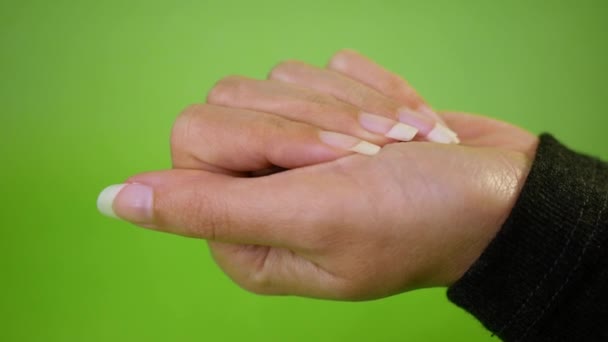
left=447, top=134, right=608, bottom=341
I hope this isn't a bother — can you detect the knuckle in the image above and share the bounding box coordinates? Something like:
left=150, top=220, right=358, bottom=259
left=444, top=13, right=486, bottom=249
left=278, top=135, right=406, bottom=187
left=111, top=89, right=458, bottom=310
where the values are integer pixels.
left=294, top=99, right=326, bottom=117
left=294, top=94, right=359, bottom=125
left=346, top=82, right=396, bottom=113
left=240, top=271, right=274, bottom=295
left=170, top=104, right=220, bottom=166
left=260, top=115, right=290, bottom=137
left=301, top=90, right=336, bottom=106
left=179, top=187, right=229, bottom=240
left=208, top=245, right=277, bottom=296
left=170, top=104, right=201, bottom=157
left=198, top=194, right=230, bottom=241
left=343, top=81, right=368, bottom=103
left=268, top=59, right=303, bottom=81
left=335, top=48, right=359, bottom=57
left=206, top=74, right=246, bottom=104
left=328, top=48, right=358, bottom=70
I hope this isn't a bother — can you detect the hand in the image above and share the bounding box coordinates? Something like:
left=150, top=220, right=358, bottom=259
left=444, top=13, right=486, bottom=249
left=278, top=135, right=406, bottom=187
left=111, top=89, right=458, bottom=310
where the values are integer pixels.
left=97, top=50, right=538, bottom=300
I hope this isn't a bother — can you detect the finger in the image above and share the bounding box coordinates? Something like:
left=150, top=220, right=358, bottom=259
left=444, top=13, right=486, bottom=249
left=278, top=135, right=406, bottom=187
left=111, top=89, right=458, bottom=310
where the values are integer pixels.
left=207, top=76, right=418, bottom=145
left=208, top=242, right=342, bottom=299
left=327, top=49, right=448, bottom=126
left=96, top=168, right=340, bottom=247
left=97, top=167, right=353, bottom=298
left=268, top=60, right=458, bottom=144
left=171, top=104, right=381, bottom=172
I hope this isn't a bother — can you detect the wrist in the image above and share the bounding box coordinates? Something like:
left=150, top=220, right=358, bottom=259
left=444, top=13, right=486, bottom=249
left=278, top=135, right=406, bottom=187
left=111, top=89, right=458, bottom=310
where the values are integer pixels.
left=444, top=148, right=537, bottom=286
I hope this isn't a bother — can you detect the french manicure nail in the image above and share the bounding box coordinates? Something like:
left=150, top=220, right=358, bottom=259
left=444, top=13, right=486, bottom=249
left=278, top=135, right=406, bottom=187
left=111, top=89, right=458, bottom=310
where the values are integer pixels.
left=441, top=124, right=460, bottom=143
left=319, top=131, right=381, bottom=156
left=359, top=112, right=418, bottom=141
left=427, top=124, right=459, bottom=144
left=397, top=107, right=436, bottom=135
left=97, top=183, right=154, bottom=224
left=417, top=104, right=447, bottom=125
left=420, top=107, right=458, bottom=139
left=399, top=107, right=459, bottom=144
left=446, top=128, right=459, bottom=138
left=97, top=184, right=126, bottom=218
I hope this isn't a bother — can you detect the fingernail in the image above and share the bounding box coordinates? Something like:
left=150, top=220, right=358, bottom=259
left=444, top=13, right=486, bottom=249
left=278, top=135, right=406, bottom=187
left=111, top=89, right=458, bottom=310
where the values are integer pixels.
left=397, top=108, right=436, bottom=135
left=359, top=112, right=418, bottom=141
left=97, top=183, right=154, bottom=224
left=417, top=104, right=447, bottom=125
left=427, top=124, right=460, bottom=144
left=319, top=131, right=381, bottom=156
left=399, top=107, right=459, bottom=144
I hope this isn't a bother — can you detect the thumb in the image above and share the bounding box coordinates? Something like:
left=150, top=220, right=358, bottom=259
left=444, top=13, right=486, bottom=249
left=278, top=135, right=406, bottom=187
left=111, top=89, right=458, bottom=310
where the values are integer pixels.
left=97, top=169, right=326, bottom=247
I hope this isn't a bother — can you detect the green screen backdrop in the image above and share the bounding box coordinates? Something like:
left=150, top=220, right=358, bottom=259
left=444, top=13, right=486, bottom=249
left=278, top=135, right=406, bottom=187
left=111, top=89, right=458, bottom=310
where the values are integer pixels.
left=2, top=0, right=607, bottom=341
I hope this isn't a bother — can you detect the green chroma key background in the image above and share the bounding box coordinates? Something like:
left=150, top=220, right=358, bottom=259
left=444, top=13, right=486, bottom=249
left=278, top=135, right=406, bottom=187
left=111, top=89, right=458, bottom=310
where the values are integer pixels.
left=1, top=0, right=606, bottom=341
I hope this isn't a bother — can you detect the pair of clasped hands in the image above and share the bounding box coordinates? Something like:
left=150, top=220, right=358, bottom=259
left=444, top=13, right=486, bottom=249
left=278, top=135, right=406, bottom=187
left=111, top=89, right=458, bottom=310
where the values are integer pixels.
left=98, top=50, right=538, bottom=300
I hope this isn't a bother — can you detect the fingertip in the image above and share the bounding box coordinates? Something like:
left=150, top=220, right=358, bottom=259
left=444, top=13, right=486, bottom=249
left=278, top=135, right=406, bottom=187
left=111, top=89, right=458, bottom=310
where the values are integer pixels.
left=397, top=107, right=436, bottom=134
left=350, top=140, right=381, bottom=156
left=97, top=183, right=154, bottom=225
left=318, top=131, right=381, bottom=156
left=359, top=112, right=418, bottom=142
left=97, top=184, right=127, bottom=219
left=385, top=122, right=418, bottom=141
left=426, top=124, right=460, bottom=145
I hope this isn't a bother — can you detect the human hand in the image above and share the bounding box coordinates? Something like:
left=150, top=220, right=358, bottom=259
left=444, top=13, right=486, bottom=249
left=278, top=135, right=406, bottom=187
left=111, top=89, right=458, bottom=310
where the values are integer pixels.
left=97, top=50, right=538, bottom=300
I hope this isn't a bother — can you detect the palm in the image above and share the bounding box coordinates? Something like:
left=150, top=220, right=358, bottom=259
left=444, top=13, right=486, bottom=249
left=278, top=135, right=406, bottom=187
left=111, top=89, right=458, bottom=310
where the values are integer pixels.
left=209, top=113, right=539, bottom=299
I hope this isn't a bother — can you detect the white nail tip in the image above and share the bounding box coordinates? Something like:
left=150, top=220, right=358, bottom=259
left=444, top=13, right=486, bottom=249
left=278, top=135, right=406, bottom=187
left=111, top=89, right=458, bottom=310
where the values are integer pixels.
left=350, top=141, right=381, bottom=155
left=427, top=124, right=459, bottom=144
left=385, top=123, right=418, bottom=141
left=446, top=129, right=459, bottom=138
left=97, top=184, right=126, bottom=219
left=440, top=124, right=459, bottom=139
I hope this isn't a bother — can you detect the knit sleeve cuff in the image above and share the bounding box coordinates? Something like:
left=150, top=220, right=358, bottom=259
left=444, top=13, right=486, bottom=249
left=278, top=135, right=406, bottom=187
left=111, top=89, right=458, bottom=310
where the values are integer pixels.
left=447, top=134, right=608, bottom=341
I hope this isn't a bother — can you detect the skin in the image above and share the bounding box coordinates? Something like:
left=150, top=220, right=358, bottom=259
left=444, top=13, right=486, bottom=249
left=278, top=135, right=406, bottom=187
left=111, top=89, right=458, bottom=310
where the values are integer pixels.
left=111, top=50, right=539, bottom=301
